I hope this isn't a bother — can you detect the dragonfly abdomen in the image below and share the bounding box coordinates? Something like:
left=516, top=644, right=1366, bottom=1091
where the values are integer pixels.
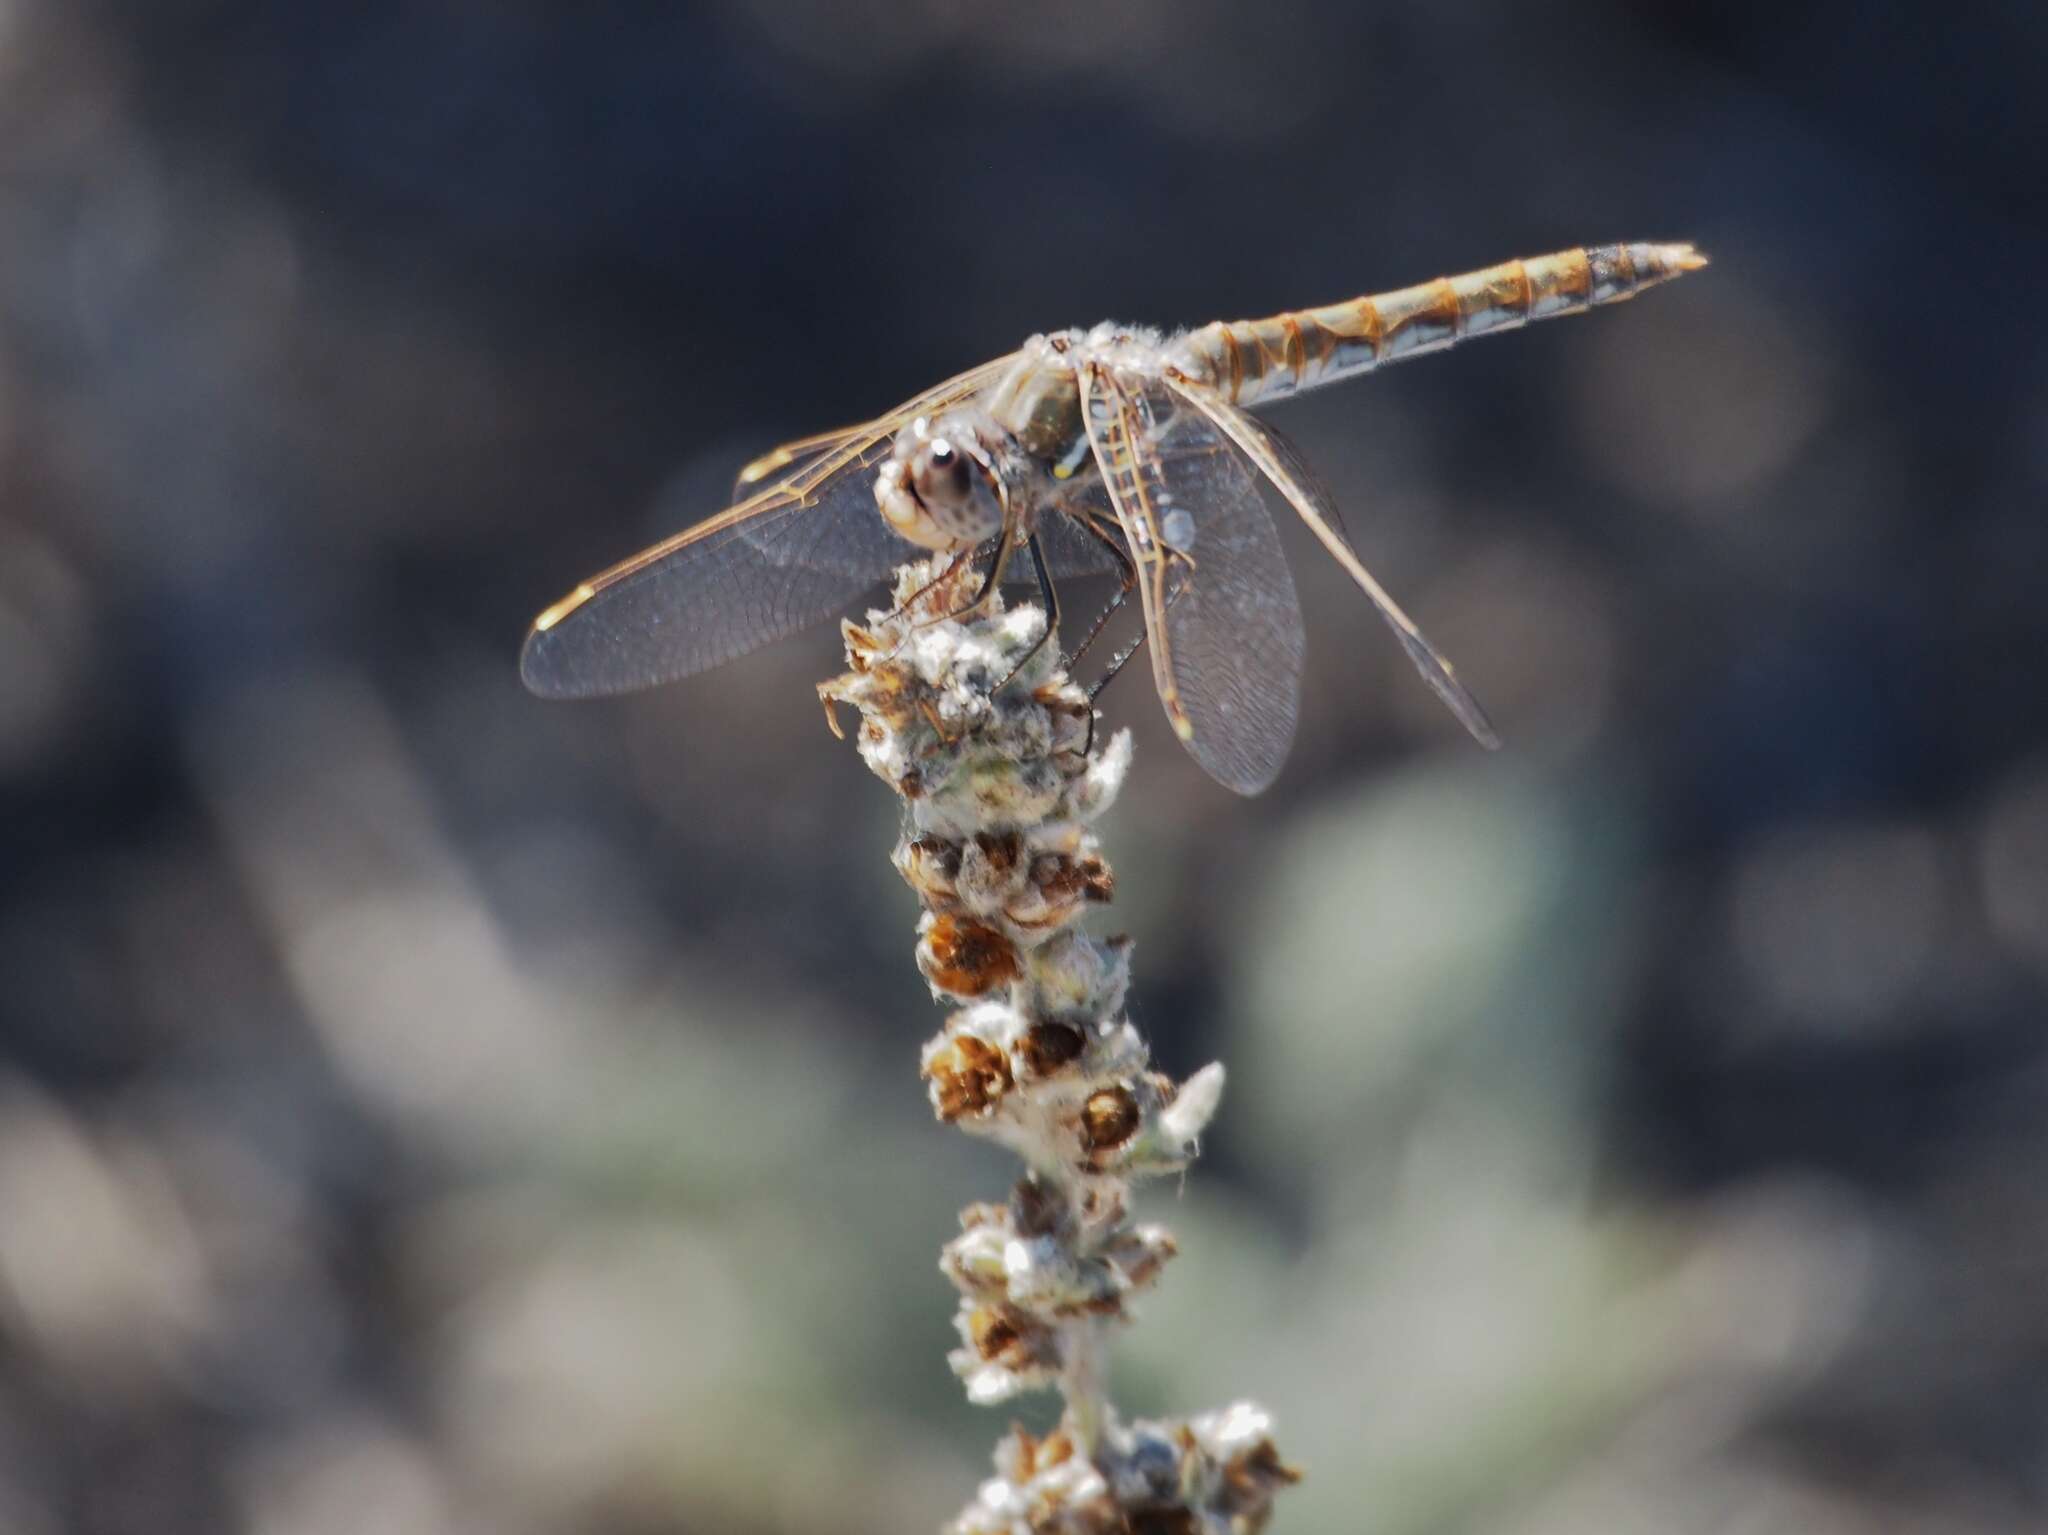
left=1176, top=241, right=1705, bottom=407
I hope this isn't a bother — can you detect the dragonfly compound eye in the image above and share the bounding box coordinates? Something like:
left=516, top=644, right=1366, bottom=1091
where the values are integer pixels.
left=906, top=434, right=1007, bottom=551
left=916, top=438, right=975, bottom=503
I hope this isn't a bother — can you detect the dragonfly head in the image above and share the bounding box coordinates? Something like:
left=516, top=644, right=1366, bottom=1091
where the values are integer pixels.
left=875, top=413, right=1009, bottom=551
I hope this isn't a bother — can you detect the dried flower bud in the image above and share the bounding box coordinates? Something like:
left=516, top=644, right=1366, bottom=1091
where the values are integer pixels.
left=1081, top=1086, right=1141, bottom=1152
left=953, top=1303, right=1063, bottom=1403
left=898, top=835, right=963, bottom=903
left=1009, top=1176, right=1066, bottom=1238
left=925, top=1032, right=1014, bottom=1120
left=1018, top=1021, right=1086, bottom=1078
left=951, top=1406, right=1298, bottom=1535
left=957, top=830, right=1027, bottom=911
left=920, top=914, right=1022, bottom=998
left=1125, top=1510, right=1198, bottom=1535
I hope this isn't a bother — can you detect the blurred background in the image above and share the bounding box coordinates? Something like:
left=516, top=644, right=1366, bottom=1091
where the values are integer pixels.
left=1, top=2, right=2045, bottom=1531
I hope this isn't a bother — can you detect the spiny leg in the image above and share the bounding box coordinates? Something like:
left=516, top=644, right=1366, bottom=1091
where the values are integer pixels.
left=947, top=514, right=1018, bottom=622
left=1090, top=631, right=1145, bottom=706
left=883, top=527, right=1011, bottom=663
left=893, top=522, right=1019, bottom=656
left=1064, top=509, right=1139, bottom=672
left=1088, top=549, right=1194, bottom=705
left=874, top=542, right=990, bottom=665
left=992, top=532, right=1061, bottom=694
left=1080, top=549, right=1195, bottom=756
left=888, top=543, right=980, bottom=623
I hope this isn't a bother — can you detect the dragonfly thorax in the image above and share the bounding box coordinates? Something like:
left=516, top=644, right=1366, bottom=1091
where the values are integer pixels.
left=988, top=327, right=1170, bottom=482
left=875, top=410, right=1023, bottom=552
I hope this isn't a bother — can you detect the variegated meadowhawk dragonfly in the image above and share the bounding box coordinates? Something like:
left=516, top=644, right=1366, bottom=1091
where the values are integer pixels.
left=523, top=241, right=1705, bottom=793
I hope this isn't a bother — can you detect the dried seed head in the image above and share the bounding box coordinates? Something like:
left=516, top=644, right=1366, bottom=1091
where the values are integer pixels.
left=1018, top=1021, right=1086, bottom=1078
left=1018, top=926, right=1131, bottom=1023
left=1126, top=1510, right=1199, bottom=1535
left=898, top=834, right=963, bottom=904
left=968, top=1305, right=1024, bottom=1360
left=952, top=1302, right=1064, bottom=1403
left=972, top=829, right=1024, bottom=872
left=925, top=1033, right=1014, bottom=1120
left=1009, top=1175, right=1066, bottom=1238
left=920, top=914, right=1022, bottom=998
left=1222, top=1436, right=1304, bottom=1505
left=951, top=1406, right=1298, bottom=1535
left=1081, top=1086, right=1142, bottom=1152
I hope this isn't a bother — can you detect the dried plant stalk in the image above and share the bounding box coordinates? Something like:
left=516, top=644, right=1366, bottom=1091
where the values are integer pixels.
left=820, top=557, right=1299, bottom=1533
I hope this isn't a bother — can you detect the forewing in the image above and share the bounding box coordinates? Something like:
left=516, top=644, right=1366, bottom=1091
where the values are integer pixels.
left=520, top=478, right=916, bottom=697
left=1080, top=365, right=1305, bottom=795
left=521, top=358, right=1012, bottom=698
left=737, top=358, right=1013, bottom=575
left=730, top=422, right=871, bottom=504
left=1163, top=377, right=1501, bottom=750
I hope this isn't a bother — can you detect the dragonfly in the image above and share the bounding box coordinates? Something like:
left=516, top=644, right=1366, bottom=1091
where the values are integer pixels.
left=522, top=240, right=1705, bottom=794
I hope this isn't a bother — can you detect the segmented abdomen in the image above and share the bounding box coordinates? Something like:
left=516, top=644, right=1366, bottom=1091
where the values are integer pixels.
left=1174, top=241, right=1705, bottom=407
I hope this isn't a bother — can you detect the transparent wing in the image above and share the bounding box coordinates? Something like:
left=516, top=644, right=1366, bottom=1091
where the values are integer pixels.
left=1162, top=375, right=1501, bottom=750
left=736, top=358, right=1015, bottom=576
left=730, top=421, right=872, bottom=504
left=1031, top=474, right=1131, bottom=580
left=522, top=358, right=1012, bottom=697
left=1080, top=364, right=1305, bottom=795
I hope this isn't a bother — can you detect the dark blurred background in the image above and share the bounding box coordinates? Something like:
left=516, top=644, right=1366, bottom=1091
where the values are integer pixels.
left=2, top=2, right=2045, bottom=1531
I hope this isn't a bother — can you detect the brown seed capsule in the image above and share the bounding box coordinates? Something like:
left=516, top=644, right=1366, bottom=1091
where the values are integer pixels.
left=1113, top=1230, right=1179, bottom=1291
left=1011, top=1425, right=1041, bottom=1482
left=1223, top=1439, right=1305, bottom=1502
left=1008, top=1175, right=1065, bottom=1238
left=1019, top=1021, right=1086, bottom=1077
left=1081, top=1085, right=1141, bottom=1152
left=1035, top=1429, right=1074, bottom=1470
left=920, top=915, right=1020, bottom=998
left=965, top=1303, right=1056, bottom=1372
left=925, top=1033, right=1013, bottom=1119
left=898, top=835, right=962, bottom=902
left=957, top=1200, right=1007, bottom=1233
left=958, top=830, right=1030, bottom=910
left=968, top=1305, right=1020, bottom=1361
left=1126, top=1510, right=1198, bottom=1535
left=1027, top=852, right=1116, bottom=909
left=972, top=830, right=1022, bottom=874
left=1076, top=854, right=1114, bottom=903
left=1079, top=1186, right=1127, bottom=1227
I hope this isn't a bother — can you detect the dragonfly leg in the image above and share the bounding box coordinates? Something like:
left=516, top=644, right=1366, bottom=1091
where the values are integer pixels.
left=992, top=532, right=1061, bottom=694
left=1063, top=511, right=1139, bottom=671
left=893, top=525, right=1017, bottom=655
left=873, top=544, right=985, bottom=666
left=946, top=516, right=1018, bottom=621
left=1087, top=550, right=1194, bottom=706
left=885, top=544, right=979, bottom=625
